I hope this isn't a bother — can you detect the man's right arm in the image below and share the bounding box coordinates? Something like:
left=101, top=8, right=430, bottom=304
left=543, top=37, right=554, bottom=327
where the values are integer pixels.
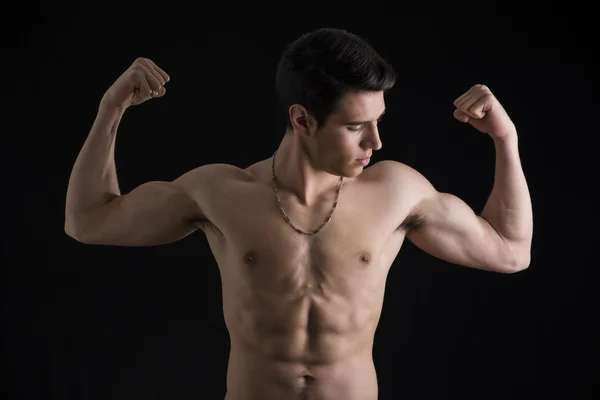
left=64, top=103, right=210, bottom=247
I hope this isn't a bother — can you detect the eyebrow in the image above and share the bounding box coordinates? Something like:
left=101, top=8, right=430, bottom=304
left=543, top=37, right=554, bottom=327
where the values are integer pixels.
left=344, top=108, right=386, bottom=125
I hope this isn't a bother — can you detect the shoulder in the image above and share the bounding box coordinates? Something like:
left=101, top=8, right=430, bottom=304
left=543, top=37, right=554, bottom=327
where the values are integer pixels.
left=170, top=163, right=258, bottom=223
left=367, top=160, right=436, bottom=195
left=368, top=160, right=442, bottom=230
left=175, top=163, right=252, bottom=189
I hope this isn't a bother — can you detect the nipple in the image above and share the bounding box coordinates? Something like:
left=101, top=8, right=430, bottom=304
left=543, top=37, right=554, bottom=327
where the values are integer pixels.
left=359, top=251, right=371, bottom=264
left=243, top=250, right=258, bottom=265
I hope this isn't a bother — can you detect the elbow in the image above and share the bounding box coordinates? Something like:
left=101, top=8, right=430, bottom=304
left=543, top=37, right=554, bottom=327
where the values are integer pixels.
left=64, top=215, right=78, bottom=239
left=488, top=246, right=530, bottom=274
left=64, top=220, right=86, bottom=243
left=64, top=215, right=98, bottom=245
left=514, top=253, right=531, bottom=273
left=511, top=240, right=532, bottom=273
left=497, top=237, right=531, bottom=274
left=503, top=252, right=531, bottom=274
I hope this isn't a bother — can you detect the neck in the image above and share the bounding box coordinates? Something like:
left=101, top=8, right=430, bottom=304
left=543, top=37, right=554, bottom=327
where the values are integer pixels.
left=273, top=132, right=343, bottom=206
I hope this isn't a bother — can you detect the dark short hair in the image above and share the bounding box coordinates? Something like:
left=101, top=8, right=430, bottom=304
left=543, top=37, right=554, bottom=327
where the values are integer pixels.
left=275, top=28, right=396, bottom=132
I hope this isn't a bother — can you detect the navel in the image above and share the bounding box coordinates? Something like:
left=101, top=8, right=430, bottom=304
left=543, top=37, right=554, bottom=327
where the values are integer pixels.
left=243, top=250, right=258, bottom=266
left=299, top=374, right=315, bottom=386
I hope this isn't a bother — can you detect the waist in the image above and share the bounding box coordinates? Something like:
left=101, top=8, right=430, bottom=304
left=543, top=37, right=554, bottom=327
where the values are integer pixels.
left=226, top=340, right=377, bottom=400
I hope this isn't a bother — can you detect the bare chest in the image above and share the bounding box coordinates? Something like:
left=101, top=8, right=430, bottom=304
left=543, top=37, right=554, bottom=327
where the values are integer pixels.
left=200, top=178, right=406, bottom=296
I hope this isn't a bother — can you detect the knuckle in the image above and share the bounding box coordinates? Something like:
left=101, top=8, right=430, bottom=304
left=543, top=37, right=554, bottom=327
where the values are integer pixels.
left=131, top=63, right=145, bottom=72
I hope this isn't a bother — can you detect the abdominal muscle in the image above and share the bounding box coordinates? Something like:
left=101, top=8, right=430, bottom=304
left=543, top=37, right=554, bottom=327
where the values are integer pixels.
left=225, top=342, right=377, bottom=400
left=221, top=283, right=383, bottom=400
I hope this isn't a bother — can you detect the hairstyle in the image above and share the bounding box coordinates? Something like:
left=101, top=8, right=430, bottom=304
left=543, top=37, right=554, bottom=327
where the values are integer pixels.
left=275, top=28, right=396, bottom=132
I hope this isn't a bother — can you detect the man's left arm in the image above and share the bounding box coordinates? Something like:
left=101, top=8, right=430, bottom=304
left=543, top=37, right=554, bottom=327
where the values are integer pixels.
left=400, top=84, right=533, bottom=273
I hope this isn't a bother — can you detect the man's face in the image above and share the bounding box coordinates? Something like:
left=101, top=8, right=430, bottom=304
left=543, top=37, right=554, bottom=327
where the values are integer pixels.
left=314, top=91, right=386, bottom=177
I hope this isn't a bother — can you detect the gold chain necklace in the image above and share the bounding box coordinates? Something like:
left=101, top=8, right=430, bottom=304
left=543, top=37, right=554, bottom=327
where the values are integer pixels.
left=271, top=151, right=344, bottom=235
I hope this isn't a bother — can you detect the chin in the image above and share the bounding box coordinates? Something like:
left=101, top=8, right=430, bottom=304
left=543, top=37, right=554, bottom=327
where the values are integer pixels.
left=342, top=164, right=365, bottom=178
left=327, top=159, right=364, bottom=178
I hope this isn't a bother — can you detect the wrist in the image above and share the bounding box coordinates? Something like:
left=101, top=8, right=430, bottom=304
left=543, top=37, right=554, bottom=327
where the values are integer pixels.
left=97, top=99, right=128, bottom=120
left=92, top=102, right=126, bottom=137
left=99, top=89, right=130, bottom=115
left=492, top=131, right=518, bottom=146
left=492, top=131, right=521, bottom=162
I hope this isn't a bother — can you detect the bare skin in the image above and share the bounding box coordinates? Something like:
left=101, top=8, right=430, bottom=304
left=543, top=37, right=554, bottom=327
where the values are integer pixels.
left=211, top=158, right=402, bottom=400
left=65, top=59, right=533, bottom=399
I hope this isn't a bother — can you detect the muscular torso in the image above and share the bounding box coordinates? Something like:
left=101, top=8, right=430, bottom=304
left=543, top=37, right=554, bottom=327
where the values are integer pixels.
left=192, top=159, right=414, bottom=400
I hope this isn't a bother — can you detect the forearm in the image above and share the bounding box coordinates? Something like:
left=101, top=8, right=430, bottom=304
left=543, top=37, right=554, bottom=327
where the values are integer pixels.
left=65, top=104, right=126, bottom=219
left=481, top=134, right=533, bottom=261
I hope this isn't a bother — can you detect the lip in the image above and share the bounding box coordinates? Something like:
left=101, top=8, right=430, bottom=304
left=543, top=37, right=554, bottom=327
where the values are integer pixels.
left=357, top=157, right=370, bottom=166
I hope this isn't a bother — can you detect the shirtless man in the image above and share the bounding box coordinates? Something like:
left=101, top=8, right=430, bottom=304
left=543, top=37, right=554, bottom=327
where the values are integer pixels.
left=65, top=28, right=533, bottom=400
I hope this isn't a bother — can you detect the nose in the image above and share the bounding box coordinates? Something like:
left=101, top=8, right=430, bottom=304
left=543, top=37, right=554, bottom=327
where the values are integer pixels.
left=362, top=124, right=382, bottom=152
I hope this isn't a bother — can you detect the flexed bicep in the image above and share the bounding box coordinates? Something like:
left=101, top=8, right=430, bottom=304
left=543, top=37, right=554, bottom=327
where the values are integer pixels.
left=407, top=192, right=520, bottom=274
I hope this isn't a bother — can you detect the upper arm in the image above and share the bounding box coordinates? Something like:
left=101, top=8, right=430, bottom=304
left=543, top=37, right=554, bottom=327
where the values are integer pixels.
left=383, top=161, right=519, bottom=273
left=69, top=164, right=227, bottom=246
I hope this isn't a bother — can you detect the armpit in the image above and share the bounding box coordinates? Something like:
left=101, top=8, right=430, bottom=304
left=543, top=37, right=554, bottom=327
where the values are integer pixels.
left=398, top=212, right=427, bottom=232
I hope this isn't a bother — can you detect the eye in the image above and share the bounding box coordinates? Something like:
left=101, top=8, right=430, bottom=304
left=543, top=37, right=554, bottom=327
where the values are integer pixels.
left=347, top=125, right=362, bottom=132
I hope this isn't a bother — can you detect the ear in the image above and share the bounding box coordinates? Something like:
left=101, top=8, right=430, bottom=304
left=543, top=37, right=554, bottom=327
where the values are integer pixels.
left=289, top=104, right=317, bottom=136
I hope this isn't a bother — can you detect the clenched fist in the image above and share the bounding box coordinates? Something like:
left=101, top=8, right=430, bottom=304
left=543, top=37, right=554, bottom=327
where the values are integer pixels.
left=101, top=58, right=170, bottom=110
left=453, top=84, right=516, bottom=140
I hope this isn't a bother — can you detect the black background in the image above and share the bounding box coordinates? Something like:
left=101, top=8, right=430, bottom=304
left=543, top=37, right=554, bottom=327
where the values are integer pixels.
left=3, top=5, right=598, bottom=400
